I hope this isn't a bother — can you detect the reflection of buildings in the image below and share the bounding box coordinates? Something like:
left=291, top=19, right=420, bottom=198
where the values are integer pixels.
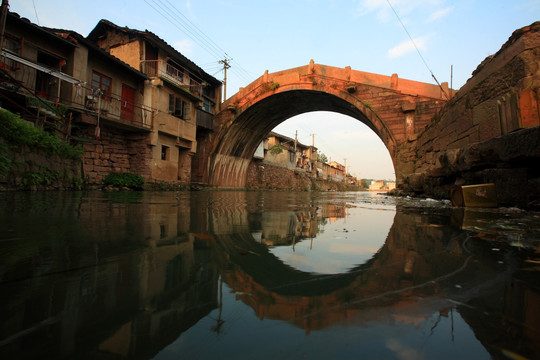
left=256, top=204, right=345, bottom=247
left=2, top=192, right=539, bottom=359
left=0, top=193, right=218, bottom=359
left=259, top=210, right=317, bottom=247
left=215, top=207, right=540, bottom=360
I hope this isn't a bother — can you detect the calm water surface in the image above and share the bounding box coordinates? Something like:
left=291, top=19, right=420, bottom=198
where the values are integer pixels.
left=1, top=190, right=539, bottom=359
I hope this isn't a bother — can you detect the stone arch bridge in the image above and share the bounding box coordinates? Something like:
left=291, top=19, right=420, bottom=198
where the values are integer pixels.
left=194, top=59, right=451, bottom=187
left=195, top=21, right=540, bottom=208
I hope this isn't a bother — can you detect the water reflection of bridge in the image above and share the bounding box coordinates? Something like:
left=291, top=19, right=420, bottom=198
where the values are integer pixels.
left=0, top=191, right=538, bottom=359
left=214, top=210, right=472, bottom=331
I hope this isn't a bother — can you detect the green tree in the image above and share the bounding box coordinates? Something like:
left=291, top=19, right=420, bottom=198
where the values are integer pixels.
left=360, top=179, right=368, bottom=189
left=317, top=153, right=328, bottom=163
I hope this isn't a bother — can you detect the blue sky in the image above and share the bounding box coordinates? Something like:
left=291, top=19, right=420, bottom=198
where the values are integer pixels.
left=11, top=0, right=539, bottom=179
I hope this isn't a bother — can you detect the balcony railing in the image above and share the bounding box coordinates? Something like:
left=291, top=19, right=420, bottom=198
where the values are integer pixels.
left=0, top=54, right=152, bottom=130
left=72, top=85, right=153, bottom=129
left=141, top=59, right=203, bottom=97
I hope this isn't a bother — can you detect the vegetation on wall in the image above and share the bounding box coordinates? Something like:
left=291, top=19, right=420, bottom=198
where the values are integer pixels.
left=103, top=172, right=145, bottom=190
left=20, top=164, right=83, bottom=190
left=269, top=144, right=283, bottom=156
left=263, top=82, right=280, bottom=92
left=0, top=108, right=84, bottom=190
left=0, top=142, right=11, bottom=177
left=0, top=108, right=83, bottom=160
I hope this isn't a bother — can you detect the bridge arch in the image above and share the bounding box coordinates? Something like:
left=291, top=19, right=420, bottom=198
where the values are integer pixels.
left=216, top=89, right=395, bottom=160
left=201, top=61, right=449, bottom=187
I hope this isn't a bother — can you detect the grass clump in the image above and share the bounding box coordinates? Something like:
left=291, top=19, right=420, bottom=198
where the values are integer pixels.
left=103, top=172, right=144, bottom=189
left=0, top=108, right=83, bottom=160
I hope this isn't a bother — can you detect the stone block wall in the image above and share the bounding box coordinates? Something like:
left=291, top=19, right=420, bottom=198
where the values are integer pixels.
left=246, top=160, right=312, bottom=191
left=73, top=126, right=151, bottom=184
left=0, top=143, right=82, bottom=190
left=397, top=22, right=540, bottom=208
left=246, top=160, right=358, bottom=192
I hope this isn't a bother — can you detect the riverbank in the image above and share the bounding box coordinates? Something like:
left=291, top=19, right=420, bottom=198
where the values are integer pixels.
left=0, top=108, right=83, bottom=191
left=0, top=109, right=360, bottom=192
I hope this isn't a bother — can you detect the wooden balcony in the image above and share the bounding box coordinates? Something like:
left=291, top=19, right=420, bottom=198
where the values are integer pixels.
left=141, top=59, right=203, bottom=99
left=196, top=109, right=213, bottom=130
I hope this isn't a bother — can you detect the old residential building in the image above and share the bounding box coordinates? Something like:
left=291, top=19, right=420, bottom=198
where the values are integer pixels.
left=263, top=131, right=317, bottom=171
left=51, top=29, right=153, bottom=181
left=1, top=12, right=153, bottom=183
left=87, top=20, right=222, bottom=184
left=0, top=12, right=78, bottom=124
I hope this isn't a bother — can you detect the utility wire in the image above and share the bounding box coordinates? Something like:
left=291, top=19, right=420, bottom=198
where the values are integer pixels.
left=144, top=0, right=224, bottom=60
left=145, top=0, right=255, bottom=85
left=32, top=0, right=40, bottom=25
left=163, top=0, right=230, bottom=59
left=385, top=0, right=450, bottom=100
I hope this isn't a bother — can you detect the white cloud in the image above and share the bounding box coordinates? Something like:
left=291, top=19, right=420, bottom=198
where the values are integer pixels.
left=173, top=39, right=194, bottom=56
left=426, top=6, right=452, bottom=22
left=353, top=0, right=445, bottom=22
left=388, top=36, right=427, bottom=58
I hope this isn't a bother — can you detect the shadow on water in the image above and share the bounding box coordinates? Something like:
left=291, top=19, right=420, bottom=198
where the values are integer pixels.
left=0, top=191, right=539, bottom=359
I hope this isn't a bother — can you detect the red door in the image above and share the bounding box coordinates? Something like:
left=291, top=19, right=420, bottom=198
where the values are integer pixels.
left=120, top=84, right=135, bottom=123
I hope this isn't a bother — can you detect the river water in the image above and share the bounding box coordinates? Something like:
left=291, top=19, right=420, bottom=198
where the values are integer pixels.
left=1, top=190, right=539, bottom=359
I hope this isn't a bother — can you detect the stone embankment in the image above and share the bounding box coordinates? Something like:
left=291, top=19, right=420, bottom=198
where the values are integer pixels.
left=397, top=21, right=540, bottom=209
left=246, top=161, right=358, bottom=191
left=0, top=143, right=82, bottom=191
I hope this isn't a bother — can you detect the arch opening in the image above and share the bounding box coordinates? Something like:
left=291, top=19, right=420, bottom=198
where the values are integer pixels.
left=215, top=90, right=395, bottom=161
left=273, top=111, right=395, bottom=181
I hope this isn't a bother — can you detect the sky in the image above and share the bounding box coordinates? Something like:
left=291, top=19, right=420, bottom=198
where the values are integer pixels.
left=11, top=0, right=539, bottom=180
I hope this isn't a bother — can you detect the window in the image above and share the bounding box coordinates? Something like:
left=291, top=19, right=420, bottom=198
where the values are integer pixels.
left=91, top=71, right=112, bottom=99
left=168, top=94, right=184, bottom=118
left=202, top=100, right=212, bottom=113
left=161, top=145, right=169, bottom=160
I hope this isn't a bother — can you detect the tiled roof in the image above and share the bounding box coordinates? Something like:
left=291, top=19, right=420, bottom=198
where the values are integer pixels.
left=7, top=12, right=76, bottom=48
left=46, top=27, right=149, bottom=80
left=88, top=19, right=221, bottom=86
left=8, top=12, right=148, bottom=80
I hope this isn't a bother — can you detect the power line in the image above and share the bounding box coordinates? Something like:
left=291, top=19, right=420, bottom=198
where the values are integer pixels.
left=144, top=0, right=256, bottom=87
left=385, top=0, right=449, bottom=100
left=32, top=0, right=39, bottom=25
left=162, top=0, right=231, bottom=59
left=144, top=0, right=224, bottom=60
